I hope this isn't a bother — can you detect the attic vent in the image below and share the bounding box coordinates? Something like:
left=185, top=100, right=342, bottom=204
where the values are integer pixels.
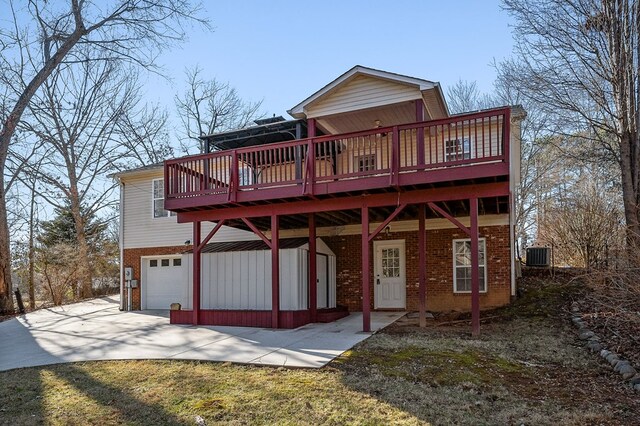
left=526, top=247, right=551, bottom=267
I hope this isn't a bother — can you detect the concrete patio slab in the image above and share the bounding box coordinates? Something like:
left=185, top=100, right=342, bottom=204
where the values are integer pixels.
left=0, top=296, right=404, bottom=371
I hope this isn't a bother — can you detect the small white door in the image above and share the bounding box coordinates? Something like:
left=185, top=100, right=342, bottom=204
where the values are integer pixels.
left=374, top=240, right=406, bottom=309
left=316, top=254, right=328, bottom=309
left=143, top=256, right=187, bottom=309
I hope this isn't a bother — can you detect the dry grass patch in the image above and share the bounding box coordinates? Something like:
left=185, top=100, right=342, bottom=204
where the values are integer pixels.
left=0, top=360, right=423, bottom=425
left=1, top=276, right=638, bottom=425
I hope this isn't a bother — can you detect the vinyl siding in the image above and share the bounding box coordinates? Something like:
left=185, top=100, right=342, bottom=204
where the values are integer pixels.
left=306, top=74, right=421, bottom=118
left=120, top=169, right=256, bottom=249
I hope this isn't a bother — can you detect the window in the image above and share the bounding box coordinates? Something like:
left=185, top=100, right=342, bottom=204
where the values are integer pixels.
left=152, top=179, right=175, bottom=218
left=150, top=259, right=158, bottom=267
left=381, top=247, right=401, bottom=278
left=444, top=138, right=472, bottom=162
left=453, top=239, right=487, bottom=293
left=356, top=154, right=376, bottom=172
left=239, top=166, right=253, bottom=186
left=173, top=258, right=181, bottom=266
left=161, top=259, right=170, bottom=267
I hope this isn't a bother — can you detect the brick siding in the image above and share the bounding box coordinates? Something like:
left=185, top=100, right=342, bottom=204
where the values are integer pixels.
left=324, top=225, right=512, bottom=312
left=123, top=245, right=190, bottom=310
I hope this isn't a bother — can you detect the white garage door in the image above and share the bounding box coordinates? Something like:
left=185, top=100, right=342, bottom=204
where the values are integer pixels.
left=142, top=256, right=188, bottom=310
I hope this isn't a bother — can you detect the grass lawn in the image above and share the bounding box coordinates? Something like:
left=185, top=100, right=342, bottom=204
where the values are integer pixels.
left=1, top=277, right=638, bottom=425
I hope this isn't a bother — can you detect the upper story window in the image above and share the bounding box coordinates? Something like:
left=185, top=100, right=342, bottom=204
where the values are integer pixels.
left=152, top=179, right=176, bottom=218
left=453, top=238, right=487, bottom=293
left=357, top=154, right=376, bottom=172
left=239, top=166, right=253, bottom=186
left=444, top=138, right=472, bottom=162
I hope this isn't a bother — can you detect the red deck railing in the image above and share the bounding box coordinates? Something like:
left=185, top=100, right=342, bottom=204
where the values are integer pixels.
left=164, top=108, right=511, bottom=209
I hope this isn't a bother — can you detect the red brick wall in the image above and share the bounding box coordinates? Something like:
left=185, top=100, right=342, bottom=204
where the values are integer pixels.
left=123, top=245, right=190, bottom=310
left=324, top=225, right=512, bottom=313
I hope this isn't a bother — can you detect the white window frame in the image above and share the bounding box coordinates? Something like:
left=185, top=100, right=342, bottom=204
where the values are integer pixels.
left=452, top=238, right=488, bottom=293
left=356, top=154, right=376, bottom=172
left=444, top=137, right=473, bottom=162
left=152, top=178, right=176, bottom=218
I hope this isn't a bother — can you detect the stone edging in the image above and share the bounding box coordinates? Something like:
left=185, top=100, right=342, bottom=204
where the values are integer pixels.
left=571, top=302, right=640, bottom=392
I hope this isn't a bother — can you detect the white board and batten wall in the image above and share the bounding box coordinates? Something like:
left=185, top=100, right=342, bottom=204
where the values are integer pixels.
left=141, top=239, right=336, bottom=311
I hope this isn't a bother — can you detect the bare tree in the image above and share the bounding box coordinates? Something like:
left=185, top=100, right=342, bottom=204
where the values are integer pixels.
left=22, top=60, right=138, bottom=298
left=538, top=167, right=624, bottom=268
left=175, top=66, right=263, bottom=154
left=0, top=0, right=209, bottom=312
left=118, top=103, right=174, bottom=166
left=502, top=0, right=640, bottom=265
left=37, top=243, right=80, bottom=306
left=446, top=79, right=495, bottom=114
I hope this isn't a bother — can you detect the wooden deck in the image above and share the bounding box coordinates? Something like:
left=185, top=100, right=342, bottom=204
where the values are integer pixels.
left=164, top=108, right=511, bottom=212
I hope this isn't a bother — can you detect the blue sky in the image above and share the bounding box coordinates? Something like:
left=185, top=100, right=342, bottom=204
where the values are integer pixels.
left=148, top=0, right=514, bottom=118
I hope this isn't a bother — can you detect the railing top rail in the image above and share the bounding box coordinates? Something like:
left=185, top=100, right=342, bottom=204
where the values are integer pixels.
left=164, top=106, right=512, bottom=166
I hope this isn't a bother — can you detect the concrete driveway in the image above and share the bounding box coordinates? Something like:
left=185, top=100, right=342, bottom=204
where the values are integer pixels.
left=0, top=296, right=403, bottom=371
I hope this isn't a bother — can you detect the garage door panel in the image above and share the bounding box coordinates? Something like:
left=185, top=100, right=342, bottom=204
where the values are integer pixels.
left=143, top=256, right=188, bottom=310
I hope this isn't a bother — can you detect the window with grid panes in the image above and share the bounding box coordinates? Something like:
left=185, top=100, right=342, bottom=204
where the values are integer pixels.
left=453, top=239, right=487, bottom=292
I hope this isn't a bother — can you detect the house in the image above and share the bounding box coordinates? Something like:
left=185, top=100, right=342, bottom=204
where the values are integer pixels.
left=115, top=66, right=525, bottom=335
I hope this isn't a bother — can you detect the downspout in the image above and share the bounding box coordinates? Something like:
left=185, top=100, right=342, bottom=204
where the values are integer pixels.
left=119, top=180, right=125, bottom=310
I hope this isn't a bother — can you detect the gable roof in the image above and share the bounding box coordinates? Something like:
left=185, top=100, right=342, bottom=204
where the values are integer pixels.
left=288, top=65, right=444, bottom=118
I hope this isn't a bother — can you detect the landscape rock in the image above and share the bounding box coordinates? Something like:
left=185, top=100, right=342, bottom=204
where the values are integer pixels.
left=579, top=330, right=595, bottom=340
left=614, top=360, right=630, bottom=373
left=600, top=349, right=611, bottom=358
left=619, top=365, right=636, bottom=380
left=586, top=341, right=602, bottom=352
left=630, top=376, right=640, bottom=386
left=606, top=354, right=619, bottom=365
left=634, top=383, right=640, bottom=392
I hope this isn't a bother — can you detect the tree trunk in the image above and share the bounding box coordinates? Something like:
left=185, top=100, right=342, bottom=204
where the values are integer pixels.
left=0, top=169, right=13, bottom=314
left=619, top=132, right=640, bottom=266
left=28, top=187, right=36, bottom=310
left=68, top=188, right=92, bottom=299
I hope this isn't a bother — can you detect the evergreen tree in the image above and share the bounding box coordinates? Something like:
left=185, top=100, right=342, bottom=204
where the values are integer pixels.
left=38, top=204, right=109, bottom=251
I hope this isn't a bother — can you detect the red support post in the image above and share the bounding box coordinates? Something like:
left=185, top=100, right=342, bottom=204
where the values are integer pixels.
left=416, top=99, right=425, bottom=166
left=503, top=109, right=511, bottom=165
left=361, top=206, right=371, bottom=332
left=418, top=204, right=427, bottom=327
left=271, top=214, right=280, bottom=328
left=306, top=118, right=316, bottom=195
left=307, top=118, right=316, bottom=137
left=390, top=126, right=399, bottom=187
left=308, top=214, right=317, bottom=322
left=192, top=221, right=202, bottom=325
left=229, top=150, right=239, bottom=202
left=470, top=198, right=480, bottom=336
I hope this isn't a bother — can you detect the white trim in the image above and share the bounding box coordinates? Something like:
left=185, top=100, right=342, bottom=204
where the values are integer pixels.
left=288, top=66, right=436, bottom=118
left=119, top=181, right=125, bottom=310
left=373, top=239, right=406, bottom=309
left=452, top=238, right=488, bottom=294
